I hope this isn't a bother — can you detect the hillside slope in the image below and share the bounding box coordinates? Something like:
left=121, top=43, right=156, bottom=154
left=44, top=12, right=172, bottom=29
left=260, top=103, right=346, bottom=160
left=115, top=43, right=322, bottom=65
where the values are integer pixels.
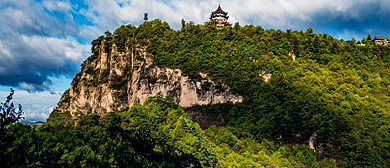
left=53, top=37, right=241, bottom=121
left=46, top=19, right=390, bottom=167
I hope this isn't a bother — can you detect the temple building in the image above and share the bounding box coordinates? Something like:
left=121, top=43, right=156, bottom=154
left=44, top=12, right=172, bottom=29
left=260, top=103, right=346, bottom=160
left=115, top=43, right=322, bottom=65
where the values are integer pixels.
left=372, top=36, right=390, bottom=45
left=210, top=4, right=229, bottom=28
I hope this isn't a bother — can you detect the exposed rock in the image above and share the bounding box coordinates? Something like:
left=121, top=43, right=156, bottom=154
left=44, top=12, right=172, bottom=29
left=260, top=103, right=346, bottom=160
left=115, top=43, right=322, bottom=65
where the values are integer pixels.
left=55, top=42, right=242, bottom=120
left=289, top=51, right=296, bottom=61
left=186, top=109, right=225, bottom=129
left=309, top=132, right=317, bottom=152
left=259, top=70, right=272, bottom=82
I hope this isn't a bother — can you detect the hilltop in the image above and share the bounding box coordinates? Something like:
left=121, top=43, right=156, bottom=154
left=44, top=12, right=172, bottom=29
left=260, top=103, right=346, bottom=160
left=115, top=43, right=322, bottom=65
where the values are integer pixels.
left=2, top=20, right=389, bottom=167
left=49, top=19, right=390, bottom=166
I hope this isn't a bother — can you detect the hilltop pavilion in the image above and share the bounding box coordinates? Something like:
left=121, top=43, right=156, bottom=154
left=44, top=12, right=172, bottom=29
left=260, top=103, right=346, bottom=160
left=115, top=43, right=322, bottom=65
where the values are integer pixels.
left=210, top=4, right=229, bottom=28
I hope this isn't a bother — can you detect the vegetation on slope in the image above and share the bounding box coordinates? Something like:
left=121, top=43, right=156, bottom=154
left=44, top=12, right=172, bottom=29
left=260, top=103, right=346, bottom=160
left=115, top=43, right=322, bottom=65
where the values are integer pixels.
left=2, top=96, right=216, bottom=167
left=97, top=19, right=389, bottom=166
left=1, top=96, right=328, bottom=167
left=1, top=19, right=389, bottom=167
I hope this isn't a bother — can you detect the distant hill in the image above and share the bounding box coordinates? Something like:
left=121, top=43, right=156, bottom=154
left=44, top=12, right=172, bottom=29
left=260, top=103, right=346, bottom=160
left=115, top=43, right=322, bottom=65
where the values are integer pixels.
left=21, top=120, right=45, bottom=126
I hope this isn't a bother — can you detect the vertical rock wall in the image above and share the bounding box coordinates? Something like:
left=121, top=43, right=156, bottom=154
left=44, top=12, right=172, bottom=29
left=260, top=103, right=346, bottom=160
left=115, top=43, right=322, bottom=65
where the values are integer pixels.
left=55, top=43, right=242, bottom=120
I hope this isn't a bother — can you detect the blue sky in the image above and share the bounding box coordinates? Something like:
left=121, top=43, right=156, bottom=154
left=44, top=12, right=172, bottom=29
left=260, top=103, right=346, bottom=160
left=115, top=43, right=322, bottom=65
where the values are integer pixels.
left=0, top=0, right=389, bottom=121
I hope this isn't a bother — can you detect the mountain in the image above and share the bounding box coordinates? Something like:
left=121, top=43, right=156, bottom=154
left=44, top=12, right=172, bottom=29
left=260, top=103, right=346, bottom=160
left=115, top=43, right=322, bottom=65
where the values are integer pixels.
left=20, top=120, right=45, bottom=126
left=52, top=36, right=242, bottom=122
left=40, top=20, right=390, bottom=167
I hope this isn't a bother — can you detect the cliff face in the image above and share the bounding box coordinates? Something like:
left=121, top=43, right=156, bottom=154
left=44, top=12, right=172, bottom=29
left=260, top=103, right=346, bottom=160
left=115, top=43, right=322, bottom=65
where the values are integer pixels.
left=55, top=42, right=242, bottom=120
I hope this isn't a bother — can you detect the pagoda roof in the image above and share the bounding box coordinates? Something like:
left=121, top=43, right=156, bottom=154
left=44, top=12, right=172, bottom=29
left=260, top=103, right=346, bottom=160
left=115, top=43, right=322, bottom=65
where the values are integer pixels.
left=212, top=4, right=227, bottom=14
left=373, top=36, right=390, bottom=41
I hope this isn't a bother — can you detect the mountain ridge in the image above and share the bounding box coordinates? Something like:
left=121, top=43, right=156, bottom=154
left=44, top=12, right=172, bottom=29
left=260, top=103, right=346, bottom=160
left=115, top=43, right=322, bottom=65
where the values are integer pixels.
left=53, top=37, right=242, bottom=122
left=45, top=19, right=390, bottom=167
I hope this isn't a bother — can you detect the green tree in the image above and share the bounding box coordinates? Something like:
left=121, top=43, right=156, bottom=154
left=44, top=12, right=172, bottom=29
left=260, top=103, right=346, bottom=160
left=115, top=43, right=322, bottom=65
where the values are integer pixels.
left=367, top=34, right=372, bottom=40
left=181, top=19, right=186, bottom=29
left=0, top=88, right=23, bottom=131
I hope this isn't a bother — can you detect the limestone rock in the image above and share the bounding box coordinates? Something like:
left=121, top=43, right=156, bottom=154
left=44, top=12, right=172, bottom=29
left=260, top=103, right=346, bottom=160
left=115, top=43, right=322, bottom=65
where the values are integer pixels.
left=55, top=43, right=242, bottom=120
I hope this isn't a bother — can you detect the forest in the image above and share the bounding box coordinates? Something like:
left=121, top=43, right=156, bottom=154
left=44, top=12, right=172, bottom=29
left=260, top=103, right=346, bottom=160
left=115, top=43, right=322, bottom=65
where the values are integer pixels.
left=1, top=19, right=389, bottom=167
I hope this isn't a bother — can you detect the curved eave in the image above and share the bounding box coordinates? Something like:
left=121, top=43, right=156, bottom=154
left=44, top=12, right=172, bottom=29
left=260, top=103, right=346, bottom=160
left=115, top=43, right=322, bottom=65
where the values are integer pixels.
left=211, top=11, right=228, bottom=15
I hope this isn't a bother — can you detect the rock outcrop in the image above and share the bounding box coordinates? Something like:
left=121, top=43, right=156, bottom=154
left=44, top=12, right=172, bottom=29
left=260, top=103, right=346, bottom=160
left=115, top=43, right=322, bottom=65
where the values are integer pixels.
left=55, top=42, right=242, bottom=120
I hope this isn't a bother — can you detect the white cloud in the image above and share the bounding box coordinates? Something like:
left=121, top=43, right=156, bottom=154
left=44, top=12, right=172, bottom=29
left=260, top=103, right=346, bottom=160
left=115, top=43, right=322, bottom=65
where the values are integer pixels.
left=19, top=82, right=38, bottom=91
left=0, top=34, right=90, bottom=66
left=42, top=0, right=72, bottom=12
left=0, top=0, right=33, bottom=7
left=78, top=25, right=102, bottom=41
left=80, top=0, right=389, bottom=35
left=0, top=34, right=90, bottom=91
left=0, top=0, right=91, bottom=92
left=0, top=90, right=62, bottom=121
left=5, top=0, right=93, bottom=37
left=20, top=35, right=89, bottom=60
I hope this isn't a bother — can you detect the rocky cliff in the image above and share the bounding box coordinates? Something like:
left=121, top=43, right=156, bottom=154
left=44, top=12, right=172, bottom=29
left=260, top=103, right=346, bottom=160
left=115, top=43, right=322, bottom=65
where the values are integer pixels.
left=55, top=41, right=242, bottom=120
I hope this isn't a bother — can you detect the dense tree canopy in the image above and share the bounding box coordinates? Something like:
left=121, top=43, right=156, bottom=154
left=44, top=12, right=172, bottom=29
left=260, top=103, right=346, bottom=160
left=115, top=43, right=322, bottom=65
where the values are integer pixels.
left=103, top=19, right=390, bottom=166
left=1, top=20, right=389, bottom=167
left=1, top=96, right=328, bottom=167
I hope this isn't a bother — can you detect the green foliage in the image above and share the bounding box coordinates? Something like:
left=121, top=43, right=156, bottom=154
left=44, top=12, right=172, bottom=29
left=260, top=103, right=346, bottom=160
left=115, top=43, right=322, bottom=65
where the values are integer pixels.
left=1, top=97, right=222, bottom=167
left=0, top=97, right=337, bottom=167
left=91, top=36, right=105, bottom=54
left=46, top=109, right=73, bottom=126
left=205, top=126, right=328, bottom=167
left=3, top=20, right=389, bottom=167
left=0, top=88, right=23, bottom=131
left=85, top=65, right=95, bottom=75
left=113, top=24, right=136, bottom=52
left=92, top=19, right=389, bottom=167
left=109, top=73, right=126, bottom=90
left=99, top=69, right=110, bottom=83
left=0, top=123, right=35, bottom=167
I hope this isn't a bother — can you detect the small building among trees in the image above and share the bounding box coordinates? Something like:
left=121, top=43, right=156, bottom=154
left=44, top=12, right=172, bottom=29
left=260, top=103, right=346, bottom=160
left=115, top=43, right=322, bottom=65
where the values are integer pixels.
left=210, top=4, right=229, bottom=28
left=372, top=36, right=390, bottom=45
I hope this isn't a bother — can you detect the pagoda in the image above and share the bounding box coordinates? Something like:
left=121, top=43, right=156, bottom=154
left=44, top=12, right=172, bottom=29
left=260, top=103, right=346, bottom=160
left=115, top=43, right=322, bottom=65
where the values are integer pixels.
left=210, top=4, right=229, bottom=28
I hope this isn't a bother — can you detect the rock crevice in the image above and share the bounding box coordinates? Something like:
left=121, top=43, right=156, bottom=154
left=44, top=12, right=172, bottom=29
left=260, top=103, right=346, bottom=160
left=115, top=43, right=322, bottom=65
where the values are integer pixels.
left=56, top=43, right=242, bottom=120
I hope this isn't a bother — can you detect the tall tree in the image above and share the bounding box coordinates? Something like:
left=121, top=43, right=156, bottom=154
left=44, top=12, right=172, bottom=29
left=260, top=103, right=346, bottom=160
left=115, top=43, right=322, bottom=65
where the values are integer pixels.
left=144, top=13, right=148, bottom=21
left=0, top=88, right=23, bottom=131
left=181, top=19, right=186, bottom=29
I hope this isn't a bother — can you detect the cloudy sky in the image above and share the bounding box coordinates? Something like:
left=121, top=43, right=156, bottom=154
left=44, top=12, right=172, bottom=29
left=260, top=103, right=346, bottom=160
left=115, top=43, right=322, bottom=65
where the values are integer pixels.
left=0, top=0, right=389, bottom=121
